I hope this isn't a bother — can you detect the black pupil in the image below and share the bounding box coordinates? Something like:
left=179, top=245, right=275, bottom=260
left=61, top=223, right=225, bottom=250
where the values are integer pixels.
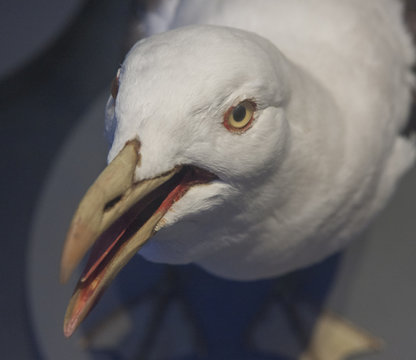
left=233, top=104, right=246, bottom=122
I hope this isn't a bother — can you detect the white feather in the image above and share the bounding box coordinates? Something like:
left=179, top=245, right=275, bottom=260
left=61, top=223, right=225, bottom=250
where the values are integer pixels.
left=106, top=0, right=415, bottom=280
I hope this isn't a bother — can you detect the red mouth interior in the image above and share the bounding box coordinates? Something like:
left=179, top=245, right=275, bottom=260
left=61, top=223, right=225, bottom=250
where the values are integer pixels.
left=64, top=165, right=217, bottom=337
left=79, top=165, right=217, bottom=286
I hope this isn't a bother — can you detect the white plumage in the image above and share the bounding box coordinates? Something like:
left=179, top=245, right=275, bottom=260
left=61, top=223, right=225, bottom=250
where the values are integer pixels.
left=105, top=0, right=415, bottom=279
left=61, top=0, right=416, bottom=335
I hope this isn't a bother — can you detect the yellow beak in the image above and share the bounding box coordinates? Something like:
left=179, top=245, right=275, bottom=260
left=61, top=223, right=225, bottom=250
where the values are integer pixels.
left=60, top=140, right=180, bottom=337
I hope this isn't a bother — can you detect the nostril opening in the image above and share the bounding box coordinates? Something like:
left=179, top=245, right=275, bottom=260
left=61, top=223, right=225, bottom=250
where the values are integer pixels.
left=104, top=195, right=122, bottom=212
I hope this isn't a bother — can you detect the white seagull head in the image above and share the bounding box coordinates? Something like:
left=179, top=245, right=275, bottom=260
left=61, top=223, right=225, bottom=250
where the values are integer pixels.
left=106, top=25, right=293, bottom=264
left=108, top=25, right=291, bottom=178
left=60, top=25, right=320, bottom=336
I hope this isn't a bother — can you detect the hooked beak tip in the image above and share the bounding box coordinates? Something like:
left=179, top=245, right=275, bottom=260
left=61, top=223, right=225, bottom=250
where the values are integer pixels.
left=63, top=316, right=78, bottom=338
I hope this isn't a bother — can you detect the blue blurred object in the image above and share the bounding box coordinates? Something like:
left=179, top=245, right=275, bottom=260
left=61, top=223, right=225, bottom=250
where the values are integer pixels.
left=83, top=254, right=340, bottom=359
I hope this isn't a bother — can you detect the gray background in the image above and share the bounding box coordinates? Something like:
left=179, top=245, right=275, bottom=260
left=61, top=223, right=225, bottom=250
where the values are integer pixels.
left=0, top=0, right=415, bottom=359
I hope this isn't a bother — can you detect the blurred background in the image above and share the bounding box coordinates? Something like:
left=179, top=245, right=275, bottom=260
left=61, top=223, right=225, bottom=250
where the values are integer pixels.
left=1, top=0, right=415, bottom=359
left=0, top=1, right=134, bottom=358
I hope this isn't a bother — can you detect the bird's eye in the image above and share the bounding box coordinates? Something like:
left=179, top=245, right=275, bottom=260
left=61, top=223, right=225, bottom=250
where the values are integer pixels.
left=224, top=100, right=256, bottom=132
left=111, top=69, right=121, bottom=99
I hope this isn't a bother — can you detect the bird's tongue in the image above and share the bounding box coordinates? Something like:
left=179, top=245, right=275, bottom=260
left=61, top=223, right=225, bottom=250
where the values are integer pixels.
left=63, top=166, right=217, bottom=337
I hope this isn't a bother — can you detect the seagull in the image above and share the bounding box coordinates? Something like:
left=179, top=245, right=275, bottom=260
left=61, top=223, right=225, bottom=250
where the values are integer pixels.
left=60, top=0, right=416, bottom=338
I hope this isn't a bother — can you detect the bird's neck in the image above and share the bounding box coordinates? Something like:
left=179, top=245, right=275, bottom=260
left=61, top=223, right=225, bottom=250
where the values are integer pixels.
left=253, top=59, right=346, bottom=222
left=286, top=60, right=345, bottom=174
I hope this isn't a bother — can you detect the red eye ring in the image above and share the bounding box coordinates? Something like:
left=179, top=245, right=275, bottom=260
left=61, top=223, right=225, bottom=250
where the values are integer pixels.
left=223, top=100, right=256, bottom=133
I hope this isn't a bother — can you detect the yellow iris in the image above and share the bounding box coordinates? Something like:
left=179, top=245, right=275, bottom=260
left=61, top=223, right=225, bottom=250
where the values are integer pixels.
left=226, top=100, right=255, bottom=131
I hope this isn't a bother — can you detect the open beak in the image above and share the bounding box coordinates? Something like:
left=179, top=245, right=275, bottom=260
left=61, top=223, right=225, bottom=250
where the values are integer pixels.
left=60, top=139, right=216, bottom=337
